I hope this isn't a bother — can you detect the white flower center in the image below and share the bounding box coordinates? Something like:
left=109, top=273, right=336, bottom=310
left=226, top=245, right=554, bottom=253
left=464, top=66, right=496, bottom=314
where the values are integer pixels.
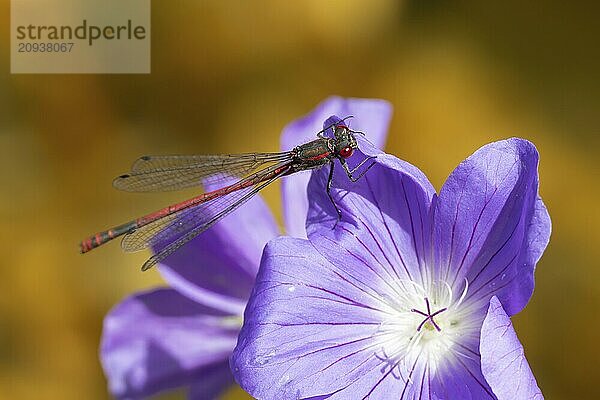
left=377, top=279, right=479, bottom=373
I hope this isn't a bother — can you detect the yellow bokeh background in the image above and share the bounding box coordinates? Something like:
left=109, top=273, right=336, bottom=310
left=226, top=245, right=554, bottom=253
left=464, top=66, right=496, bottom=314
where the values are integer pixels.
left=1, top=1, right=598, bottom=399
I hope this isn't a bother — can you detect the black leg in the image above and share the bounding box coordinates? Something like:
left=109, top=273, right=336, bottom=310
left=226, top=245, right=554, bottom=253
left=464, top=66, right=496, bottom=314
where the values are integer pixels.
left=340, top=156, right=377, bottom=182
left=326, top=161, right=342, bottom=222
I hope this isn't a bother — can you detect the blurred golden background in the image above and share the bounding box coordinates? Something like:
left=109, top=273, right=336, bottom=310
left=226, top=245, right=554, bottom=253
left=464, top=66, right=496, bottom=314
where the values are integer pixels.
left=1, top=1, right=598, bottom=399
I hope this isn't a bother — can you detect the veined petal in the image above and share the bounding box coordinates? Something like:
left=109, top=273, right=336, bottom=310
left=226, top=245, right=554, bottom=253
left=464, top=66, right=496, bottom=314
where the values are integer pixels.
left=433, top=138, right=549, bottom=313
left=281, top=96, right=392, bottom=237
left=480, top=297, right=543, bottom=400
left=306, top=153, right=436, bottom=287
left=232, top=238, right=465, bottom=399
left=430, top=351, right=496, bottom=400
left=232, top=238, right=498, bottom=399
left=101, top=288, right=240, bottom=399
left=500, top=196, right=550, bottom=315
left=232, top=237, right=408, bottom=399
left=157, top=190, right=279, bottom=313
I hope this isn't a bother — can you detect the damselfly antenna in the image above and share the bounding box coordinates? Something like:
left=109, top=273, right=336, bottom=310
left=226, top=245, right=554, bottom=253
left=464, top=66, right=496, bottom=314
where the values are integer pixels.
left=336, top=116, right=367, bottom=136
left=349, top=128, right=366, bottom=136
left=315, top=115, right=355, bottom=137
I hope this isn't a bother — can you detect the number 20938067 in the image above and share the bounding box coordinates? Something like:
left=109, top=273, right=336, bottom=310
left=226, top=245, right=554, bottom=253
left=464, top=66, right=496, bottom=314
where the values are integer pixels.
left=17, top=42, right=74, bottom=52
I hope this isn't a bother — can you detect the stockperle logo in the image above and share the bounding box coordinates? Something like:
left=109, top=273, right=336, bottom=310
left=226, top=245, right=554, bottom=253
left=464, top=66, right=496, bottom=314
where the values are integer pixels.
left=11, top=0, right=150, bottom=74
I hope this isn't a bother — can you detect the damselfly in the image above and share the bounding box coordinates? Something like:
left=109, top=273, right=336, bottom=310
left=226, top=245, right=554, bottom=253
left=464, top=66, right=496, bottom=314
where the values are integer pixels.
left=80, top=118, right=376, bottom=271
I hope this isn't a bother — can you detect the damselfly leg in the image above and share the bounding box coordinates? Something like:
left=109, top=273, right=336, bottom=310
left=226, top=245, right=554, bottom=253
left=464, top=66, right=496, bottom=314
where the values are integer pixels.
left=339, top=155, right=377, bottom=182
left=326, top=162, right=341, bottom=221
left=325, top=154, right=378, bottom=228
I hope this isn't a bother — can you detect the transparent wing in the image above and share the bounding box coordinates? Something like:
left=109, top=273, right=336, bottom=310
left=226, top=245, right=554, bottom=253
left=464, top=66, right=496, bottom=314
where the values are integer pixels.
left=120, top=186, right=258, bottom=252
left=113, top=152, right=293, bottom=192
left=120, top=162, right=291, bottom=270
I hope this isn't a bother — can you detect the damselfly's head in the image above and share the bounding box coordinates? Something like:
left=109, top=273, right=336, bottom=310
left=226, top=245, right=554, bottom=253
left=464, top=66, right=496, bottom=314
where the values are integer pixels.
left=333, top=122, right=359, bottom=159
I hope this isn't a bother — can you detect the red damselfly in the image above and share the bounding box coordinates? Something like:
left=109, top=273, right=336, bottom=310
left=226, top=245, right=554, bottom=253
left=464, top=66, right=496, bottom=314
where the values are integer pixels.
left=80, top=118, right=376, bottom=271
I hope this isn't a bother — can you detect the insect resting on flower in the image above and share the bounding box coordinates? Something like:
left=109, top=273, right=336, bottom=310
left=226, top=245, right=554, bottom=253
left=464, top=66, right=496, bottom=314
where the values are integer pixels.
left=80, top=117, right=376, bottom=271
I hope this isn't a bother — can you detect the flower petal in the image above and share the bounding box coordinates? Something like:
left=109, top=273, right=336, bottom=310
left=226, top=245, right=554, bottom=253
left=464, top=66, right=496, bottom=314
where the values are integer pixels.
left=188, top=361, right=234, bottom=400
left=232, top=237, right=430, bottom=399
left=157, top=190, right=279, bottom=313
left=281, top=96, right=392, bottom=237
left=431, top=351, right=496, bottom=400
left=501, top=195, right=550, bottom=314
left=306, top=152, right=436, bottom=288
left=433, top=138, right=549, bottom=314
left=101, top=288, right=240, bottom=399
left=480, top=296, right=544, bottom=400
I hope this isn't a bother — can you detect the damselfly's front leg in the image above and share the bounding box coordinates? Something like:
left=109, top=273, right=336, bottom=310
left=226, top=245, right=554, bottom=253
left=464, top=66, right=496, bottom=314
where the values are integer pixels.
left=327, top=155, right=377, bottom=228
left=339, top=155, right=377, bottom=182
left=326, top=161, right=342, bottom=223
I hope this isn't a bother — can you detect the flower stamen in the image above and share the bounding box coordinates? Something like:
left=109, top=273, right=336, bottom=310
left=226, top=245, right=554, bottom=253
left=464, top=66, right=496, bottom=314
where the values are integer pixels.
left=411, top=297, right=448, bottom=332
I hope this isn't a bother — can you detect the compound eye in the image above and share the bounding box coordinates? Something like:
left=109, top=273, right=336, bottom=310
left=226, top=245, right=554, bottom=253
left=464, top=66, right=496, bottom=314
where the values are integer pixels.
left=339, top=146, right=354, bottom=158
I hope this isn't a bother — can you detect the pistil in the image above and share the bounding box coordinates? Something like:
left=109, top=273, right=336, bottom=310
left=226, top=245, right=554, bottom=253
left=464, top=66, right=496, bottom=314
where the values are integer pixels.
left=411, top=297, right=447, bottom=332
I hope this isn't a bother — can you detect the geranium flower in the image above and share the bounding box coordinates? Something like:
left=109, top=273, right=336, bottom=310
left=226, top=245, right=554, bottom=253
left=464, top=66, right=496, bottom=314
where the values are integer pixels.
left=231, top=127, right=550, bottom=399
left=99, top=97, right=392, bottom=399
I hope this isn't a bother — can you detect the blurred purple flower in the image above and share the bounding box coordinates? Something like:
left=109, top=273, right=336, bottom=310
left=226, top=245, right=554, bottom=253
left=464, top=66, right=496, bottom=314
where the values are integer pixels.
left=99, top=97, right=392, bottom=399
left=231, top=134, right=550, bottom=399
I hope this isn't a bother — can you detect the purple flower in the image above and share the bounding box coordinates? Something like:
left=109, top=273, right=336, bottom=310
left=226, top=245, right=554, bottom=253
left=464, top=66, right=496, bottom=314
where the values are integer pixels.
left=99, top=97, right=392, bottom=399
left=231, top=132, right=550, bottom=399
